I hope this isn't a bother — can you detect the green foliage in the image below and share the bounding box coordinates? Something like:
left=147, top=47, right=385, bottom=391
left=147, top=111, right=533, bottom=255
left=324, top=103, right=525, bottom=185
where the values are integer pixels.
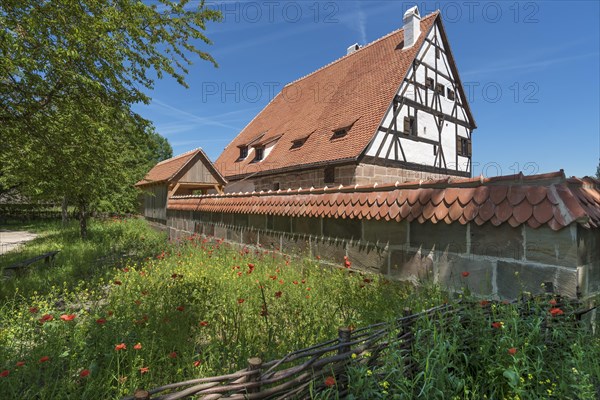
left=596, top=159, right=599, bottom=179
left=0, top=0, right=218, bottom=236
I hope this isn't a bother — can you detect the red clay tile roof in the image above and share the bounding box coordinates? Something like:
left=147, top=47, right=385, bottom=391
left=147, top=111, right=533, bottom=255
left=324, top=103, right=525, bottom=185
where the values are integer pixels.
left=168, top=171, right=600, bottom=231
left=136, top=148, right=226, bottom=187
left=215, top=11, right=473, bottom=180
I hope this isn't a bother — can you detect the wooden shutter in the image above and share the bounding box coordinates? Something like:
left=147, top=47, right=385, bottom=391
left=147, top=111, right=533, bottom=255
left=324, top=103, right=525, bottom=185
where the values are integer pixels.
left=403, top=117, right=411, bottom=135
left=467, top=139, right=472, bottom=157
left=456, top=136, right=463, bottom=156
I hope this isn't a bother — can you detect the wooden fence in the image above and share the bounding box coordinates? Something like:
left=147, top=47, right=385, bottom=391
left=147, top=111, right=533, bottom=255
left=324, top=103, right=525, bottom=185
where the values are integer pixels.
left=125, top=296, right=593, bottom=400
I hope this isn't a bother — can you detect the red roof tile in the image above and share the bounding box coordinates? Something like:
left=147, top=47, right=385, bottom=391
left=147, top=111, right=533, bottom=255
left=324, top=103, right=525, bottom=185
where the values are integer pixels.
left=214, top=12, right=475, bottom=180
left=136, top=148, right=226, bottom=187
left=168, top=171, right=600, bottom=231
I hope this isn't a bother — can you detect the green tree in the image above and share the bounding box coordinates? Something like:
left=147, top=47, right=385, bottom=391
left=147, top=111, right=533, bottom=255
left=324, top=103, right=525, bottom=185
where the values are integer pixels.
left=0, top=0, right=220, bottom=238
left=596, top=159, right=600, bottom=179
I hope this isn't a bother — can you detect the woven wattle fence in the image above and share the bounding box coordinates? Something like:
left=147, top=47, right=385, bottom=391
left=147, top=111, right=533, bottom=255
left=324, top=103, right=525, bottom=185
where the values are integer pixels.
left=125, top=297, right=590, bottom=400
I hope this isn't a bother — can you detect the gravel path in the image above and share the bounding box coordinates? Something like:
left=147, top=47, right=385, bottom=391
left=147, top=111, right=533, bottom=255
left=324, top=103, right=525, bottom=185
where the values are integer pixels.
left=0, top=230, right=38, bottom=255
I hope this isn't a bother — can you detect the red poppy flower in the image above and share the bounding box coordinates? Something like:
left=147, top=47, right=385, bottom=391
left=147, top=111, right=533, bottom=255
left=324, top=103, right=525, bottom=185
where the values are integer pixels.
left=480, top=300, right=490, bottom=307
left=79, top=369, right=90, bottom=377
left=279, top=279, right=284, bottom=284
left=275, top=291, right=282, bottom=298
left=193, top=360, right=202, bottom=367
left=16, top=361, right=25, bottom=367
left=247, top=263, right=255, bottom=269
left=139, top=367, right=149, bottom=374
left=461, top=271, right=470, bottom=277
left=176, top=306, right=185, bottom=312
left=363, top=278, right=371, bottom=283
left=344, top=260, right=351, bottom=268
left=122, top=268, right=129, bottom=273
left=107, top=310, right=114, bottom=316
left=115, top=343, right=127, bottom=351
left=39, top=356, right=50, bottom=363
left=549, top=299, right=557, bottom=306
left=237, top=298, right=245, bottom=304
left=508, top=347, right=517, bottom=356
left=113, top=280, right=122, bottom=286
left=306, top=287, right=311, bottom=291
left=29, top=307, right=39, bottom=314
left=134, top=300, right=142, bottom=305
left=96, top=318, right=106, bottom=324
left=1, top=370, right=9, bottom=378
left=324, top=376, right=336, bottom=387
left=199, top=321, right=208, bottom=327
left=316, top=255, right=321, bottom=260
left=171, top=273, right=179, bottom=279
left=141, top=290, right=149, bottom=296
left=550, top=308, right=564, bottom=317
left=134, top=343, right=142, bottom=350
left=168, top=351, right=177, bottom=359
left=491, top=321, right=503, bottom=329
left=301, top=279, right=306, bottom=284
left=60, top=314, right=76, bottom=321
left=293, top=280, right=298, bottom=285
left=39, top=314, right=53, bottom=323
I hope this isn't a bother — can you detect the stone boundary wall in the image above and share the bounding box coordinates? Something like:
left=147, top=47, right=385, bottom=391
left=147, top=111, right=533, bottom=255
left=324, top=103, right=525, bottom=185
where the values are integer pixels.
left=166, top=210, right=599, bottom=300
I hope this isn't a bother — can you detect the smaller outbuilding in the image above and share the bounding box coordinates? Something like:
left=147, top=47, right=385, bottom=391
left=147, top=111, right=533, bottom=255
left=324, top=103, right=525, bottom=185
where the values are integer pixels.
left=136, top=148, right=226, bottom=224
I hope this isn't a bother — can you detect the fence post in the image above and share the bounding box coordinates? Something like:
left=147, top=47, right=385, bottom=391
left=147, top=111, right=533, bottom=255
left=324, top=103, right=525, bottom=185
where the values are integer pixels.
left=338, top=327, right=351, bottom=355
left=247, top=357, right=262, bottom=393
left=134, top=389, right=150, bottom=400
left=402, top=308, right=414, bottom=379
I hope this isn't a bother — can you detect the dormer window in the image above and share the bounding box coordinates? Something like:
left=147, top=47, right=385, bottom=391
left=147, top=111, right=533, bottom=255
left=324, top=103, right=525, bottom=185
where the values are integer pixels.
left=239, top=146, right=248, bottom=159
left=331, top=128, right=348, bottom=140
left=253, top=146, right=265, bottom=162
left=291, top=137, right=307, bottom=149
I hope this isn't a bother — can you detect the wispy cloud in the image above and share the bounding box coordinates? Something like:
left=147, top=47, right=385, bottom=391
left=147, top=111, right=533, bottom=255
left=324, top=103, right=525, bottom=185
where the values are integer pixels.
left=354, top=1, right=367, bottom=44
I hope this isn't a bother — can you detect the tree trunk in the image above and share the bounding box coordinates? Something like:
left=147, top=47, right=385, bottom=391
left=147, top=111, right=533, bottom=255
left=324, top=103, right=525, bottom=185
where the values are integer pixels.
left=61, top=196, right=68, bottom=225
left=78, top=201, right=87, bottom=240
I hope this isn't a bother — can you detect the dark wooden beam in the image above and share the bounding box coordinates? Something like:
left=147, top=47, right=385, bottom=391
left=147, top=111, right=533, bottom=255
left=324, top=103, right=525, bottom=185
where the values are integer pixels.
left=377, top=126, right=439, bottom=146
left=395, top=96, right=472, bottom=129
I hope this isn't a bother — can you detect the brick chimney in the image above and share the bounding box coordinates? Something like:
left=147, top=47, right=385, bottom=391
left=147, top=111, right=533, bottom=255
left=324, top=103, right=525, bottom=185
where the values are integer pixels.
left=403, top=6, right=421, bottom=49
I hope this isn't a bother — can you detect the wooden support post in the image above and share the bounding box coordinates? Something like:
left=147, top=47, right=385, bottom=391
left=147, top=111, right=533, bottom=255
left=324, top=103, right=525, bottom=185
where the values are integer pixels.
left=338, top=327, right=352, bottom=355
left=134, top=389, right=150, bottom=400
left=247, top=357, right=262, bottom=393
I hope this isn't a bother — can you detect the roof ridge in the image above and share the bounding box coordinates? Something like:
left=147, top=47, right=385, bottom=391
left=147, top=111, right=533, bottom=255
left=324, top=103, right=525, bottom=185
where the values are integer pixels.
left=283, top=11, right=440, bottom=89
left=156, top=148, right=200, bottom=166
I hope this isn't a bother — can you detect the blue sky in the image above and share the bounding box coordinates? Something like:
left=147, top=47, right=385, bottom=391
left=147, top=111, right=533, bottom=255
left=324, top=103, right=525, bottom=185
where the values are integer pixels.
left=133, top=0, right=600, bottom=178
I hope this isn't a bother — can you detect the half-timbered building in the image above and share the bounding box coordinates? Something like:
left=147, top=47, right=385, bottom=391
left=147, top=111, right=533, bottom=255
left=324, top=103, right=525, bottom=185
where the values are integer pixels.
left=215, top=7, right=476, bottom=192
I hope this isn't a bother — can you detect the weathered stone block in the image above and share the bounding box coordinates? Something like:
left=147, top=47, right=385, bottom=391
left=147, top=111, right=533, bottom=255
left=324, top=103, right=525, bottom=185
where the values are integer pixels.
left=470, top=222, right=523, bottom=259
left=248, top=214, right=266, bottom=230
left=577, top=227, right=600, bottom=266
left=281, top=234, right=311, bottom=256
left=271, top=216, right=291, bottom=233
left=410, top=221, right=467, bottom=254
left=260, top=232, right=281, bottom=251
left=389, top=248, right=434, bottom=282
left=292, top=217, right=321, bottom=236
left=323, top=217, right=361, bottom=240
left=363, top=219, right=407, bottom=245
left=227, top=227, right=242, bottom=243
left=242, top=229, right=259, bottom=245
left=436, top=254, right=494, bottom=296
left=312, top=238, right=347, bottom=265
left=525, top=225, right=577, bottom=267
left=214, top=226, right=227, bottom=240
left=347, top=243, right=388, bottom=274
left=497, top=261, right=558, bottom=299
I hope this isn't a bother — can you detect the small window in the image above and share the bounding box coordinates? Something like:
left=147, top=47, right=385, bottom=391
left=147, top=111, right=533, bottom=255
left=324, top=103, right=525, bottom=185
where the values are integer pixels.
left=447, top=88, right=455, bottom=100
left=435, top=83, right=445, bottom=96
left=290, top=138, right=307, bottom=149
left=324, top=166, right=335, bottom=184
left=457, top=137, right=472, bottom=157
left=239, top=146, right=248, bottom=159
left=433, top=145, right=437, bottom=155
left=403, top=116, right=416, bottom=136
left=435, top=47, right=440, bottom=59
left=253, top=146, right=264, bottom=162
left=273, top=182, right=280, bottom=191
left=331, top=128, right=348, bottom=140
left=425, top=77, right=434, bottom=90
